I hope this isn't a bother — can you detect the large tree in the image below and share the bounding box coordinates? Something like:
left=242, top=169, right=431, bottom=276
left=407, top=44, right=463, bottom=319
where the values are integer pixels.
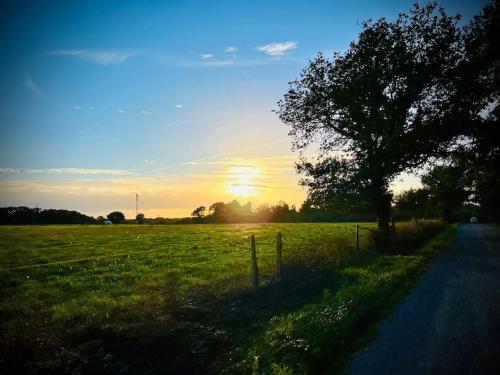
left=276, top=3, right=462, bottom=238
left=421, top=165, right=470, bottom=222
left=107, top=211, right=125, bottom=224
left=394, top=188, right=430, bottom=222
left=191, top=206, right=206, bottom=219
left=455, top=0, right=499, bottom=154
left=455, top=0, right=500, bottom=221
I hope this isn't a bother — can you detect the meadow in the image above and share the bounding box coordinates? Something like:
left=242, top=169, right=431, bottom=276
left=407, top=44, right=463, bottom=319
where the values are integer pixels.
left=0, top=222, right=453, bottom=374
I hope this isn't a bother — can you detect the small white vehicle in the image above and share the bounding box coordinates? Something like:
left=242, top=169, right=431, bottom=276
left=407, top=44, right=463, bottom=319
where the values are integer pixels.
left=470, top=216, right=479, bottom=223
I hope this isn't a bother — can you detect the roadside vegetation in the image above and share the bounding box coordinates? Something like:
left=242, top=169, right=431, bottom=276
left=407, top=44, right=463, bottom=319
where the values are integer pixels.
left=0, top=221, right=451, bottom=373
left=233, top=224, right=456, bottom=374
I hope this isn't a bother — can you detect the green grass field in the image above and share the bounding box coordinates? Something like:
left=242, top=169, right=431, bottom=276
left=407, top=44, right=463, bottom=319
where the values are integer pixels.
left=0, top=222, right=453, bottom=374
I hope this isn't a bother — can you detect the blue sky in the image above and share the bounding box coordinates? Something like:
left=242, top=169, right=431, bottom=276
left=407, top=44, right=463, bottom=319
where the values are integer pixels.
left=0, top=0, right=488, bottom=217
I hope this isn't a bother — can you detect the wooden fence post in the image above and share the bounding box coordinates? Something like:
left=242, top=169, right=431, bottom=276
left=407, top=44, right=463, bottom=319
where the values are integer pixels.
left=356, top=224, right=360, bottom=253
left=276, top=232, right=283, bottom=280
left=250, top=235, right=259, bottom=287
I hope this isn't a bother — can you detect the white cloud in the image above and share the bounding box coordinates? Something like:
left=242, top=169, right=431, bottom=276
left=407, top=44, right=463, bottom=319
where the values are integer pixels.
left=0, top=168, right=18, bottom=173
left=224, top=46, right=237, bottom=53
left=175, top=104, right=183, bottom=108
left=140, top=110, right=151, bottom=115
left=257, top=41, right=298, bottom=56
left=118, top=109, right=126, bottom=113
left=74, top=105, right=81, bottom=110
left=24, top=76, right=41, bottom=95
left=200, top=53, right=214, bottom=59
left=47, top=49, right=133, bottom=65
left=0, top=168, right=133, bottom=176
left=144, top=159, right=158, bottom=164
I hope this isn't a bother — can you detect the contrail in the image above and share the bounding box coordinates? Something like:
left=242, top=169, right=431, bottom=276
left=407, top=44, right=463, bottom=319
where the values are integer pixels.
left=139, top=138, right=290, bottom=176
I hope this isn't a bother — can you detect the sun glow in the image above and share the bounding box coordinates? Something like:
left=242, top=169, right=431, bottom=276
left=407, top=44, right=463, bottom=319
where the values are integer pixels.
left=226, top=166, right=262, bottom=197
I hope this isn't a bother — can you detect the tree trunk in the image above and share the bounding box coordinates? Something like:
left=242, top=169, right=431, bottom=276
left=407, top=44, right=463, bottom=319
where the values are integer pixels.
left=376, top=199, right=391, bottom=234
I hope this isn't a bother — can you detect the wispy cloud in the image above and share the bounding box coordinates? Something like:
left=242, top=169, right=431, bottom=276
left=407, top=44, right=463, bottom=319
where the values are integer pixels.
left=0, top=168, right=18, bottom=173
left=0, top=168, right=133, bottom=176
left=199, top=60, right=235, bottom=67
left=24, top=76, right=41, bottom=95
left=257, top=41, right=298, bottom=56
left=175, top=104, right=183, bottom=108
left=140, top=109, right=151, bottom=115
left=165, top=120, right=193, bottom=128
left=182, top=58, right=279, bottom=68
left=118, top=109, right=126, bottom=113
left=224, top=46, right=237, bottom=53
left=47, top=49, right=134, bottom=65
left=200, top=53, right=214, bottom=59
left=141, top=138, right=289, bottom=175
left=74, top=105, right=81, bottom=110
left=185, top=155, right=298, bottom=172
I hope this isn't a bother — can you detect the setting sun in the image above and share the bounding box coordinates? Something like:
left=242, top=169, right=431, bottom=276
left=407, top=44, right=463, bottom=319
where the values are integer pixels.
left=226, top=166, right=262, bottom=197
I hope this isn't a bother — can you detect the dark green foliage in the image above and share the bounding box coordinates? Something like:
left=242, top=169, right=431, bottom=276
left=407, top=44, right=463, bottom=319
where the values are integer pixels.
left=136, top=213, right=145, bottom=224
left=0, top=206, right=95, bottom=225
left=107, top=211, right=125, bottom=224
left=473, top=164, right=500, bottom=221
left=421, top=165, right=471, bottom=222
left=187, top=199, right=376, bottom=224
left=255, top=202, right=298, bottom=223
left=208, top=200, right=253, bottom=223
left=449, top=0, right=500, bottom=222
left=453, top=0, right=499, bottom=147
left=232, top=223, right=454, bottom=374
left=191, top=206, right=206, bottom=220
left=276, top=3, right=462, bottom=237
left=394, top=189, right=430, bottom=221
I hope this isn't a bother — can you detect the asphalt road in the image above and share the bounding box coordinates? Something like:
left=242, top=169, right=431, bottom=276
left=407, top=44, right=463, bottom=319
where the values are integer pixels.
left=350, top=224, right=500, bottom=375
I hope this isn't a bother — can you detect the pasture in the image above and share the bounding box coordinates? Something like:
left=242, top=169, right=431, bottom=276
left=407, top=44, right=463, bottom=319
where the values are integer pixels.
left=0, top=222, right=452, bottom=374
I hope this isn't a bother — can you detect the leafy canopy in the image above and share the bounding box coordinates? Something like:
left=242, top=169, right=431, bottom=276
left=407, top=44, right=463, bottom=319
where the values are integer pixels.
left=276, top=3, right=462, bottom=218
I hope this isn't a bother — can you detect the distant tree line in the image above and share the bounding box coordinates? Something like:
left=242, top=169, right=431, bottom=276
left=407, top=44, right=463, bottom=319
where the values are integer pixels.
left=0, top=208, right=129, bottom=225
left=394, top=163, right=480, bottom=223
left=394, top=157, right=498, bottom=223
left=0, top=207, right=95, bottom=225
left=186, top=199, right=376, bottom=224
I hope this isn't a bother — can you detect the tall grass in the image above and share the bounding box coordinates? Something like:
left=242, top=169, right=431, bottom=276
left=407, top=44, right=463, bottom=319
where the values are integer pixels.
left=0, top=221, right=449, bottom=374
left=390, top=220, right=446, bottom=254
left=228, top=221, right=454, bottom=374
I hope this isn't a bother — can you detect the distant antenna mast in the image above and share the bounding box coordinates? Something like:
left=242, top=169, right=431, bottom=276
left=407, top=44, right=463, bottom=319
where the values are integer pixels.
left=136, top=193, right=139, bottom=217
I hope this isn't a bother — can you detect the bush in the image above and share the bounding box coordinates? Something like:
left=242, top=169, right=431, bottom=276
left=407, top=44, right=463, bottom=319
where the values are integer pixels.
left=107, top=211, right=125, bottom=224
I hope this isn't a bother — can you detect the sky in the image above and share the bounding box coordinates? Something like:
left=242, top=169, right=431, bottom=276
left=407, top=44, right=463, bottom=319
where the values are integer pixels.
left=0, top=0, right=488, bottom=218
